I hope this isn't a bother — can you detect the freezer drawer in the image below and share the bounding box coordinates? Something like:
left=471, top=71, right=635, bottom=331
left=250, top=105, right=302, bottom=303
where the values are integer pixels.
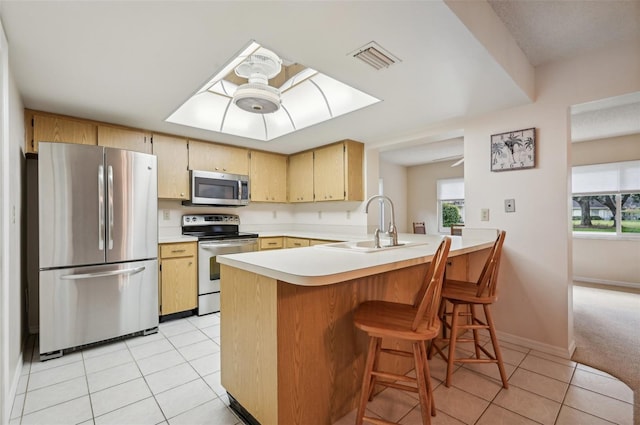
left=39, top=259, right=158, bottom=356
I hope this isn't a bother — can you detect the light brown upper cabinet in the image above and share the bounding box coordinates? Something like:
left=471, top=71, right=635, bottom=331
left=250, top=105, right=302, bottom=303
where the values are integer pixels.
left=27, top=110, right=97, bottom=153
left=98, top=125, right=152, bottom=154
left=249, top=151, right=288, bottom=203
left=288, top=150, right=314, bottom=203
left=153, top=134, right=190, bottom=200
left=313, top=140, right=364, bottom=202
left=188, top=140, right=249, bottom=176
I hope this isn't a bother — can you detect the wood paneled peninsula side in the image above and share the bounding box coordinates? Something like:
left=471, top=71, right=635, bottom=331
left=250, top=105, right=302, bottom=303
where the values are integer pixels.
left=217, top=232, right=497, bottom=425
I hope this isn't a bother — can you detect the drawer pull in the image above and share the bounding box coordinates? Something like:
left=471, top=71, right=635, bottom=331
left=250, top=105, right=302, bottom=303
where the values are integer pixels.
left=268, top=242, right=277, bottom=245
left=171, top=249, right=186, bottom=253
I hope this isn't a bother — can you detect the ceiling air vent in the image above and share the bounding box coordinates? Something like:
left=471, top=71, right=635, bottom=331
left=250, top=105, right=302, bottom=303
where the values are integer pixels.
left=351, top=42, right=400, bottom=70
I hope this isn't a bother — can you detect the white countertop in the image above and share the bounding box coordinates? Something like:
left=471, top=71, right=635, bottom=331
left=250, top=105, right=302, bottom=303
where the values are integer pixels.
left=217, top=232, right=496, bottom=286
left=158, top=231, right=349, bottom=245
left=256, top=231, right=358, bottom=241
left=158, top=235, right=198, bottom=244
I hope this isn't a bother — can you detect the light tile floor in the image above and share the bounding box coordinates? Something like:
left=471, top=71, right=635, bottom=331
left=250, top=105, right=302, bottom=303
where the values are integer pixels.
left=10, top=314, right=634, bottom=425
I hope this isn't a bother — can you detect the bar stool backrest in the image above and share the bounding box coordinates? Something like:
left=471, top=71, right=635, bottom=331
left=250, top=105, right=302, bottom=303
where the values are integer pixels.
left=475, top=230, right=506, bottom=299
left=412, top=237, right=451, bottom=331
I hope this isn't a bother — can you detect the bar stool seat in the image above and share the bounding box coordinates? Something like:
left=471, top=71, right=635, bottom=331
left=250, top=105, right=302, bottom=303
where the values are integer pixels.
left=353, top=237, right=451, bottom=425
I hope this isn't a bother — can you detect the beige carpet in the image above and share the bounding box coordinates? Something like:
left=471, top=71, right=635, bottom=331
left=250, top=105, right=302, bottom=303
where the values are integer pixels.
left=572, top=282, right=640, bottom=425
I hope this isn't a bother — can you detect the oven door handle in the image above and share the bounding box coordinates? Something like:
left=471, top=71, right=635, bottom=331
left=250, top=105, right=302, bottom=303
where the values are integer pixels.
left=199, top=241, right=257, bottom=250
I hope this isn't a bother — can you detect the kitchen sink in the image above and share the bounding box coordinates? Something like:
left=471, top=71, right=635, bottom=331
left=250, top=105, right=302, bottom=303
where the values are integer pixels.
left=315, top=239, right=428, bottom=253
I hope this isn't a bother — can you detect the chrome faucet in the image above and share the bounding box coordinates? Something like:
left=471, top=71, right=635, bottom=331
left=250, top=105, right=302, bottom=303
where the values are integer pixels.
left=365, top=195, right=398, bottom=247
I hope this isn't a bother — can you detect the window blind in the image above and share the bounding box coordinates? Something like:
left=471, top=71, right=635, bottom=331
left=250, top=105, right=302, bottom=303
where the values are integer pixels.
left=572, top=160, right=640, bottom=194
left=437, top=178, right=464, bottom=200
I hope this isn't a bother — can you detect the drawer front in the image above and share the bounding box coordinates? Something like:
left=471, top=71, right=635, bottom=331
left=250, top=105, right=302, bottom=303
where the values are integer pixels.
left=160, top=242, right=196, bottom=258
left=259, top=237, right=283, bottom=250
left=285, top=237, right=310, bottom=248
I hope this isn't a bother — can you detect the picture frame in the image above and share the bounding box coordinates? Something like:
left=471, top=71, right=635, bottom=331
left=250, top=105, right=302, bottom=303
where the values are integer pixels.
left=490, top=127, right=536, bottom=171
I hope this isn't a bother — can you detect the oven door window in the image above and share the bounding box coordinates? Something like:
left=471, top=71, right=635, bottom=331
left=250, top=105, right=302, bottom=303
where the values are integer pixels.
left=208, top=255, right=221, bottom=281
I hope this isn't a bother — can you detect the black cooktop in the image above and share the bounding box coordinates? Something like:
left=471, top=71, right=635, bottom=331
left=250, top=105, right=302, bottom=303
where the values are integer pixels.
left=183, top=231, right=259, bottom=241
left=181, top=214, right=258, bottom=240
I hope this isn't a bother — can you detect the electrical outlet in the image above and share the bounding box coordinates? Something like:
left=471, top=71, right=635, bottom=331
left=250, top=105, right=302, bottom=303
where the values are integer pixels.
left=163, top=210, right=170, bottom=220
left=505, top=199, right=516, bottom=213
left=318, top=211, right=322, bottom=219
left=346, top=211, right=351, bottom=219
left=480, top=208, right=490, bottom=221
left=272, top=210, right=277, bottom=219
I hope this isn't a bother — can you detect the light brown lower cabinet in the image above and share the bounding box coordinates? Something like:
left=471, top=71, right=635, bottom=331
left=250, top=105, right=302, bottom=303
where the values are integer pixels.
left=259, top=237, right=284, bottom=251
left=261, top=236, right=338, bottom=250
left=158, top=242, right=197, bottom=316
left=284, top=237, right=310, bottom=249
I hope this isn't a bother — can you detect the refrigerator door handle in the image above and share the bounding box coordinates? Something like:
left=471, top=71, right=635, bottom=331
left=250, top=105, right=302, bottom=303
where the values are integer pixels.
left=98, top=164, right=105, bottom=251
left=60, top=266, right=146, bottom=280
left=107, top=165, right=114, bottom=250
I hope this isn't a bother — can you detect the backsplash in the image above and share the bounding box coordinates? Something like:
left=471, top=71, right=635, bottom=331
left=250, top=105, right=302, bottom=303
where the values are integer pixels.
left=158, top=200, right=368, bottom=237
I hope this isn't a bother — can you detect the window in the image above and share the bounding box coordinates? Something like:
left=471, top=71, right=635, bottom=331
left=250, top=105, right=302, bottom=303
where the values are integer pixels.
left=572, top=161, right=640, bottom=235
left=437, top=178, right=464, bottom=233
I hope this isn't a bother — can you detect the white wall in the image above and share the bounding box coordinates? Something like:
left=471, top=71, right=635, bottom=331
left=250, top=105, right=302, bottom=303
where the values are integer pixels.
left=407, top=160, right=464, bottom=234
left=0, top=18, right=25, bottom=423
left=571, top=134, right=640, bottom=287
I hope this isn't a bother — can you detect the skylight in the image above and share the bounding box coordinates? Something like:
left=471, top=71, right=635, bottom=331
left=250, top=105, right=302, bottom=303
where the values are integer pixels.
left=166, top=41, right=381, bottom=141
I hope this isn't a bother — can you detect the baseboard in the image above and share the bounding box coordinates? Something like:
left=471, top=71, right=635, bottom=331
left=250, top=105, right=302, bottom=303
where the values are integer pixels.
left=573, top=276, right=640, bottom=290
left=496, top=330, right=575, bottom=359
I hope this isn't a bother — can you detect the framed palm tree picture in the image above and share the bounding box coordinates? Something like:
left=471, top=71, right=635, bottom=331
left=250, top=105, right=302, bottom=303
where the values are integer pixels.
left=490, top=127, right=536, bottom=171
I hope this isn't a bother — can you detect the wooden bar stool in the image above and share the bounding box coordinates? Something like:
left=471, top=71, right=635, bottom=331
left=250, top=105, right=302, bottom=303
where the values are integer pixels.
left=353, top=237, right=451, bottom=425
left=429, top=230, right=508, bottom=388
left=413, top=222, right=426, bottom=234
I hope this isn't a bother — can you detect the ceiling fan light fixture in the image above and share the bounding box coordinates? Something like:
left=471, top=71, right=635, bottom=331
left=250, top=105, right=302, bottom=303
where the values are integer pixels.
left=233, top=83, right=281, bottom=113
left=232, top=48, right=283, bottom=114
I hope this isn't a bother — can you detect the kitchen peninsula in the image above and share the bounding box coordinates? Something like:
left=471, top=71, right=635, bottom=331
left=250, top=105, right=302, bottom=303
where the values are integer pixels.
left=217, top=232, right=497, bottom=425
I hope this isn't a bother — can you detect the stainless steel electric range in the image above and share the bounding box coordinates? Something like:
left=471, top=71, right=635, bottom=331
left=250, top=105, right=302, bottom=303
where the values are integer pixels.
left=182, top=214, right=258, bottom=315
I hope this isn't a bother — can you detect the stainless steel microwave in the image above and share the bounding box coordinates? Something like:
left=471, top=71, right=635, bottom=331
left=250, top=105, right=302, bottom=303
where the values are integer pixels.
left=185, top=170, right=250, bottom=206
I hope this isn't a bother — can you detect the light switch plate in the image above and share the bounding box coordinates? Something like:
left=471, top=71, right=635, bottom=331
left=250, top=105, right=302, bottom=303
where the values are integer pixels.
left=480, top=208, right=490, bottom=221
left=162, top=210, right=170, bottom=220
left=505, top=199, right=516, bottom=213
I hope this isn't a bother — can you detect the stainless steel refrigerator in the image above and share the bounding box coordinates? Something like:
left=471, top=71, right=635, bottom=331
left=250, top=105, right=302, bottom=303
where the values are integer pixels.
left=38, top=142, right=159, bottom=360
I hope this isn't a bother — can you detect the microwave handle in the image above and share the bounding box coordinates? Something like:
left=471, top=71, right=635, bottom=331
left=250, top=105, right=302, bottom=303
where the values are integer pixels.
left=238, top=180, right=242, bottom=201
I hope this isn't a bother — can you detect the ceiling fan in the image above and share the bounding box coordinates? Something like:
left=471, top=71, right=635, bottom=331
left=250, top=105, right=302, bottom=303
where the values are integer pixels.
left=451, top=157, right=464, bottom=167
left=232, top=48, right=282, bottom=114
